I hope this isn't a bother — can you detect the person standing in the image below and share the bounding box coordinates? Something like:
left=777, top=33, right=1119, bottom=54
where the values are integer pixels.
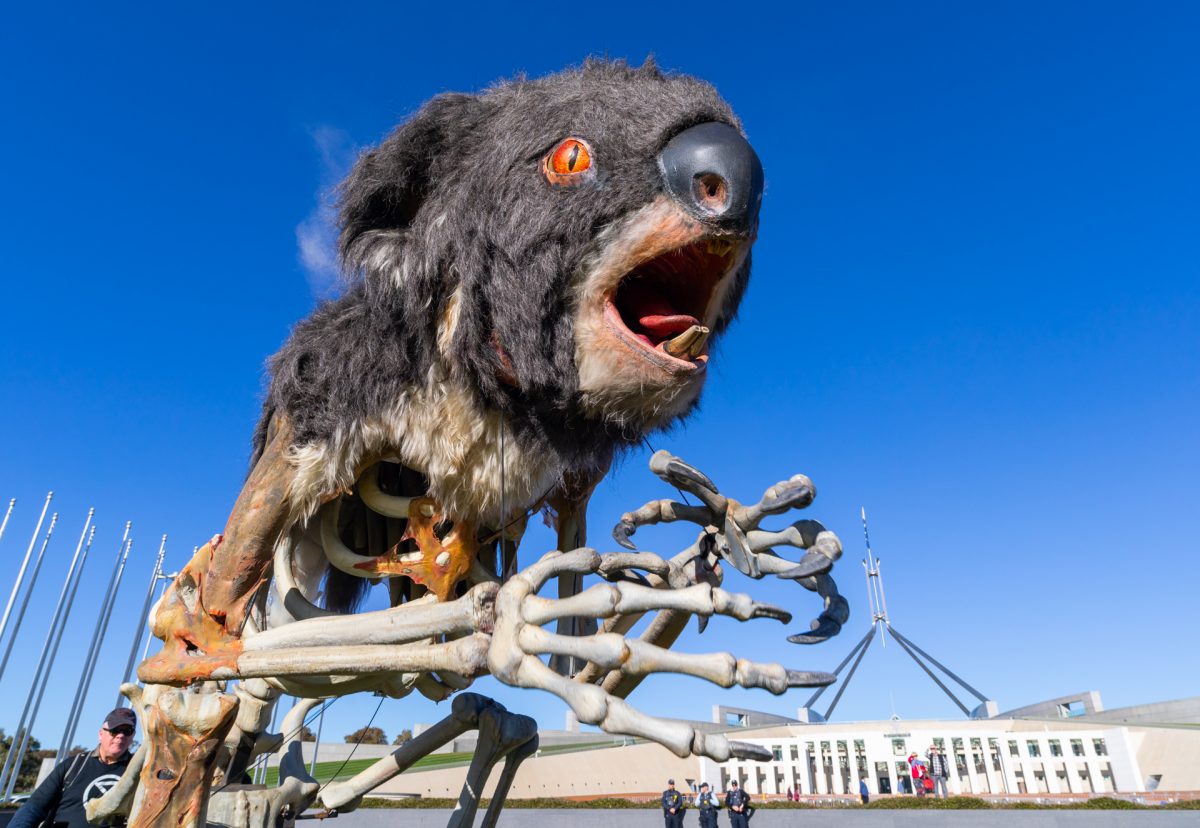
left=725, top=779, right=750, bottom=828
left=10, top=708, right=137, bottom=828
left=694, top=781, right=720, bottom=828
left=926, top=745, right=951, bottom=799
left=908, top=752, right=925, bottom=796
left=662, top=778, right=685, bottom=828
left=859, top=775, right=870, bottom=805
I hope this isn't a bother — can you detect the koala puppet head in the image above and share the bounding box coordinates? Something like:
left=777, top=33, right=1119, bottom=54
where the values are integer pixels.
left=338, top=59, right=764, bottom=463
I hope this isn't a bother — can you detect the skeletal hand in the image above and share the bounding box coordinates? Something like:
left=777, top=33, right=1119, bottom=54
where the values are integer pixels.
left=612, top=451, right=850, bottom=643
left=486, top=544, right=836, bottom=762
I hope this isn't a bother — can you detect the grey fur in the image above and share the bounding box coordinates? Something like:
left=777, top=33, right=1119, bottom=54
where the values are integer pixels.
left=255, top=58, right=755, bottom=488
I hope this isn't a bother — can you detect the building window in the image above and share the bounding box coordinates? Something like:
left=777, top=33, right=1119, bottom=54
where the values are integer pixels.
left=1057, top=700, right=1085, bottom=718
left=1049, top=740, right=1062, bottom=757
left=1093, top=738, right=1108, bottom=756
left=933, top=737, right=945, bottom=750
left=1008, top=740, right=1019, bottom=757
left=875, top=762, right=892, bottom=794
left=952, top=737, right=964, bottom=751
left=1071, top=739, right=1084, bottom=756
left=970, top=737, right=982, bottom=751
left=772, top=746, right=783, bottom=761
left=892, top=738, right=906, bottom=756
left=790, top=745, right=799, bottom=761
left=1026, top=741, right=1041, bottom=758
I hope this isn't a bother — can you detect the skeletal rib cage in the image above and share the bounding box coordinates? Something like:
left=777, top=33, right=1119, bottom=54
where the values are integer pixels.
left=90, top=452, right=848, bottom=828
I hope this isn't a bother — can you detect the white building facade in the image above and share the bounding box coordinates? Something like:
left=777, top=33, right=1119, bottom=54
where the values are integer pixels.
left=700, top=719, right=1144, bottom=797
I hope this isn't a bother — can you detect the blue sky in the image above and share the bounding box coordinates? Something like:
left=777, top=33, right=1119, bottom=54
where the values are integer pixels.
left=1, top=2, right=1197, bottom=755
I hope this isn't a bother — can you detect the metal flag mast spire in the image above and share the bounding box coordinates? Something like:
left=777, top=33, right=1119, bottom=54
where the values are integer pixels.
left=860, top=507, right=889, bottom=647
left=799, top=507, right=996, bottom=723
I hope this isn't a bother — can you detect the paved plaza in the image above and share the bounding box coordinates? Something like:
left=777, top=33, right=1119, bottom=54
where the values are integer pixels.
left=330, top=808, right=1196, bottom=827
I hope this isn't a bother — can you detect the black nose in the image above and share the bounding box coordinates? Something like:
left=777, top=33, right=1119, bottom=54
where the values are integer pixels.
left=659, top=122, right=764, bottom=233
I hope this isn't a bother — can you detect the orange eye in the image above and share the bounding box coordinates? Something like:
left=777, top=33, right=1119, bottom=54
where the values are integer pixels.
left=543, top=138, right=595, bottom=186
left=551, top=139, right=590, bottom=174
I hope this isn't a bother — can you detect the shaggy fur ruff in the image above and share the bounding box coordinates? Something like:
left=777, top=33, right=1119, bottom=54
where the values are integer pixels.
left=253, top=58, right=758, bottom=527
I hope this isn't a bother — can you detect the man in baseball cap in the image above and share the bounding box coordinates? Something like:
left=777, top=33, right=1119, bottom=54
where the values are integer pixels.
left=11, top=707, right=137, bottom=828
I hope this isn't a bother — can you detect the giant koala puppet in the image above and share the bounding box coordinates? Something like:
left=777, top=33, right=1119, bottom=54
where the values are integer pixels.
left=123, top=59, right=850, bottom=828
left=143, top=58, right=764, bottom=666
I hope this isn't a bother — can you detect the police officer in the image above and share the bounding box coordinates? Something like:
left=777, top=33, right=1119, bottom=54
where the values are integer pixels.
left=661, top=778, right=685, bottom=828
left=694, top=781, right=720, bottom=828
left=725, top=778, right=750, bottom=828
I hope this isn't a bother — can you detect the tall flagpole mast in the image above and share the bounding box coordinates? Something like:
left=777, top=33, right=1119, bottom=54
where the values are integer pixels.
left=860, top=507, right=888, bottom=647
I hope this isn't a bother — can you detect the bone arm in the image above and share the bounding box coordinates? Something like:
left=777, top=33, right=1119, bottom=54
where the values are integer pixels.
left=320, top=692, right=492, bottom=810
left=213, top=634, right=491, bottom=680
left=245, top=583, right=494, bottom=651
left=203, top=415, right=297, bottom=632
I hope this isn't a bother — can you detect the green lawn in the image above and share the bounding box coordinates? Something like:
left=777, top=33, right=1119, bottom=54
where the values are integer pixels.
left=259, top=740, right=613, bottom=786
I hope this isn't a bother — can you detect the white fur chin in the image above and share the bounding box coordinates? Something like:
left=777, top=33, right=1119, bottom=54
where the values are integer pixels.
left=285, top=366, right=564, bottom=529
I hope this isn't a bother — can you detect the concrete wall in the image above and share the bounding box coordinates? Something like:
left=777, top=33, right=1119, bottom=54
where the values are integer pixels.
left=1127, top=727, right=1200, bottom=791
left=1084, top=697, right=1200, bottom=726
left=373, top=740, right=696, bottom=799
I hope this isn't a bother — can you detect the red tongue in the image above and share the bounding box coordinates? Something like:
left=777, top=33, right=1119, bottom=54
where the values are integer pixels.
left=622, top=280, right=698, bottom=340
left=640, top=314, right=699, bottom=338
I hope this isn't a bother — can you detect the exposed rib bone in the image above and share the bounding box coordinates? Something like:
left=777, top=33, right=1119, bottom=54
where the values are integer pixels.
left=271, top=532, right=335, bottom=622
left=356, top=465, right=414, bottom=517
left=320, top=500, right=376, bottom=579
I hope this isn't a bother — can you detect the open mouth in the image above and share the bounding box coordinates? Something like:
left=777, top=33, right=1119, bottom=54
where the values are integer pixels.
left=605, top=237, right=738, bottom=366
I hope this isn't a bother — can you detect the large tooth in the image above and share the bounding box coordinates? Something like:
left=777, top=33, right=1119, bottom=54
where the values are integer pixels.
left=663, top=325, right=710, bottom=358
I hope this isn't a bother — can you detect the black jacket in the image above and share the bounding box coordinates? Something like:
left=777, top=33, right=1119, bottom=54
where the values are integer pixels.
left=661, top=788, right=684, bottom=813
left=10, top=750, right=132, bottom=828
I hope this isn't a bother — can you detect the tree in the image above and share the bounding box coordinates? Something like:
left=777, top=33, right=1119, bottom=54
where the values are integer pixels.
left=344, top=726, right=386, bottom=745
left=392, top=729, right=412, bottom=745
left=0, top=730, right=49, bottom=794
left=298, top=725, right=316, bottom=742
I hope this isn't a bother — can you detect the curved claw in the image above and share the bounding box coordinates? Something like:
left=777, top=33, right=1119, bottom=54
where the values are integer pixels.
left=696, top=614, right=709, bottom=634
left=778, top=550, right=833, bottom=580
left=722, top=515, right=757, bottom=577
left=749, top=603, right=793, bottom=624
left=611, top=519, right=638, bottom=550
left=757, top=475, right=816, bottom=515
left=728, top=741, right=773, bottom=761
left=650, top=451, right=718, bottom=495
left=787, top=669, right=836, bottom=687
left=788, top=617, right=844, bottom=645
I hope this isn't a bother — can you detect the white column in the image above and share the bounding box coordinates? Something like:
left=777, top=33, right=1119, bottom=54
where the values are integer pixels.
left=765, top=762, right=779, bottom=795
left=1105, top=728, right=1143, bottom=792
left=1064, top=760, right=1083, bottom=794
left=998, top=752, right=1019, bottom=794
left=1043, top=761, right=1061, bottom=794
left=981, top=755, right=1000, bottom=794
